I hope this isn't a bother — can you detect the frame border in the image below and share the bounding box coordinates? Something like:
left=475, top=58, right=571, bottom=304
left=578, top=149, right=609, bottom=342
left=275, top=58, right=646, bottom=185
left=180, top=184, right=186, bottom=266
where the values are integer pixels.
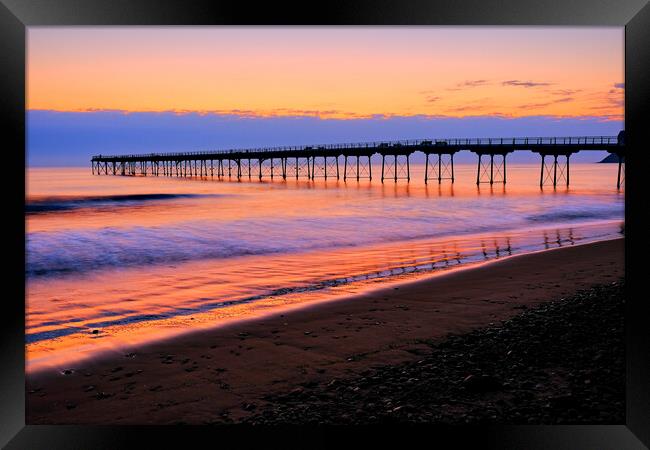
left=2, top=0, right=648, bottom=447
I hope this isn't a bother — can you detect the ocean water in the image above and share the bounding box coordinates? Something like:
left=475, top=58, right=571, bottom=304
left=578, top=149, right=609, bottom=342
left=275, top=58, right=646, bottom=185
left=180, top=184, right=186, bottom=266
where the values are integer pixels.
left=26, top=163, right=624, bottom=371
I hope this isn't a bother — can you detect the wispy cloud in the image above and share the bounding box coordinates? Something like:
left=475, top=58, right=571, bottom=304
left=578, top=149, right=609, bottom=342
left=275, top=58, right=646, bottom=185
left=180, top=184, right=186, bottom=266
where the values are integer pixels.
left=425, top=96, right=441, bottom=103
left=502, top=80, right=553, bottom=88
left=550, top=89, right=581, bottom=96
left=613, top=82, right=625, bottom=89
left=460, top=79, right=489, bottom=87
left=446, top=79, right=491, bottom=91
left=517, top=97, right=574, bottom=110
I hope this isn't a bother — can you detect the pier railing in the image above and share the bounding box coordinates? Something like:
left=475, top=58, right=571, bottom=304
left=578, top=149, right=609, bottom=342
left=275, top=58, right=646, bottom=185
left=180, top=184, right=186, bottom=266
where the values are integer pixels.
left=91, top=135, right=619, bottom=161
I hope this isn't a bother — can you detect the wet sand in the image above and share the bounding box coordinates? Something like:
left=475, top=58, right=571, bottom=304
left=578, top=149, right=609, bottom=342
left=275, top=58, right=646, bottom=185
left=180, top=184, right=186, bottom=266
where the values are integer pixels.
left=26, top=238, right=624, bottom=424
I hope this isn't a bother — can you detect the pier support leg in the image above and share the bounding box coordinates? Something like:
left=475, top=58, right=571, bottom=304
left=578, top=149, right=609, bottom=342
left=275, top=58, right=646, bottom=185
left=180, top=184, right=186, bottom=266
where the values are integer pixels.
left=617, top=156, right=625, bottom=189
left=477, top=153, right=506, bottom=184
left=357, top=156, right=360, bottom=181
left=381, top=155, right=385, bottom=183
left=451, top=153, right=455, bottom=183
left=406, top=155, right=410, bottom=182
left=394, top=155, right=398, bottom=183
left=368, top=156, right=372, bottom=181
left=539, top=154, right=570, bottom=188
left=343, top=156, right=348, bottom=181
left=490, top=154, right=494, bottom=185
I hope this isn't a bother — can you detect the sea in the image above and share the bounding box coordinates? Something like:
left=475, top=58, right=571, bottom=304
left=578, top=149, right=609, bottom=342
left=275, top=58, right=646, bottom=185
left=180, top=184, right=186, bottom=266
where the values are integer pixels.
left=25, top=163, right=624, bottom=371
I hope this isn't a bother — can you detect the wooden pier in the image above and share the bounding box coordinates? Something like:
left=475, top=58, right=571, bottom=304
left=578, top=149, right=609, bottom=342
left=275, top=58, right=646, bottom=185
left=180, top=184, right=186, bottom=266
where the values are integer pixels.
left=92, top=133, right=625, bottom=188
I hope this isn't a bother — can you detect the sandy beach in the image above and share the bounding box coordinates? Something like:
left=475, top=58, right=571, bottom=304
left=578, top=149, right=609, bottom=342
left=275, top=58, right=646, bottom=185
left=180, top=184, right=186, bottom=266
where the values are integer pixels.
left=26, top=238, right=624, bottom=424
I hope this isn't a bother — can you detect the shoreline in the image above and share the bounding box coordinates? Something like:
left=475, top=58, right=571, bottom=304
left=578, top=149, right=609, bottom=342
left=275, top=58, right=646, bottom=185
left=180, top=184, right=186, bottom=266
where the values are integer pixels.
left=27, top=238, right=624, bottom=424
left=26, top=223, right=622, bottom=373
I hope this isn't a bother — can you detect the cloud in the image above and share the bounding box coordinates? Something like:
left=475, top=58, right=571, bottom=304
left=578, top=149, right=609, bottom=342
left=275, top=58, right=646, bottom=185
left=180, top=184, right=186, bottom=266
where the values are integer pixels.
left=502, top=80, right=553, bottom=88
left=613, top=82, right=625, bottom=89
left=425, top=96, right=441, bottom=103
left=551, top=89, right=581, bottom=96
left=446, top=79, right=490, bottom=91
left=517, top=97, right=574, bottom=110
left=518, top=102, right=552, bottom=109
left=460, top=79, right=489, bottom=87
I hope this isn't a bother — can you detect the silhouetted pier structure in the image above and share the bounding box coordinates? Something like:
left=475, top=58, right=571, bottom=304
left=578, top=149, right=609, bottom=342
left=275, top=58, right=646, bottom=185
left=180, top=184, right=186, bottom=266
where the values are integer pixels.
left=91, top=133, right=625, bottom=188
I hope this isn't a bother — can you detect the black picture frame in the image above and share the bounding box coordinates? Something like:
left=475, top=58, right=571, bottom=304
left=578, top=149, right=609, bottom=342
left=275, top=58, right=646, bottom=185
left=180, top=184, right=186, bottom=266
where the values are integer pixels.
left=2, top=0, right=648, bottom=448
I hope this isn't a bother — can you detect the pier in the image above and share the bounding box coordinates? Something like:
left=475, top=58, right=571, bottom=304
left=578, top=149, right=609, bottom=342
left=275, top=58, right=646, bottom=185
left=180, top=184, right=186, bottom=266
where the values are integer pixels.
left=91, top=133, right=625, bottom=188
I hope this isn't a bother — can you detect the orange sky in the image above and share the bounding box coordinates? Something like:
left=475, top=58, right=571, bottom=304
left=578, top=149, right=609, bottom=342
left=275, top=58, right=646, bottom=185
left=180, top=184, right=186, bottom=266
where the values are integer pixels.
left=27, top=27, right=624, bottom=120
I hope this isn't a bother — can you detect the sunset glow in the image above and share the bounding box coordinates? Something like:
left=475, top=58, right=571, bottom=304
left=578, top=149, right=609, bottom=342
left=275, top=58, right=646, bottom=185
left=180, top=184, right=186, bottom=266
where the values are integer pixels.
left=27, top=27, right=624, bottom=120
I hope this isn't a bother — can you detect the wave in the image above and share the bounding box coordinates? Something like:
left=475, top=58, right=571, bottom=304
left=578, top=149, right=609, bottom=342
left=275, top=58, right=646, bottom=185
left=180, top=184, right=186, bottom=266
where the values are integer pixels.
left=26, top=193, right=220, bottom=214
left=25, top=193, right=624, bottom=279
left=526, top=205, right=622, bottom=223
left=26, top=210, right=522, bottom=278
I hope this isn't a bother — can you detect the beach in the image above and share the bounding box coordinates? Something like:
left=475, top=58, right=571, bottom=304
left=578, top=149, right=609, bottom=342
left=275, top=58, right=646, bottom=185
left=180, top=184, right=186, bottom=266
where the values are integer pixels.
left=26, top=237, right=624, bottom=424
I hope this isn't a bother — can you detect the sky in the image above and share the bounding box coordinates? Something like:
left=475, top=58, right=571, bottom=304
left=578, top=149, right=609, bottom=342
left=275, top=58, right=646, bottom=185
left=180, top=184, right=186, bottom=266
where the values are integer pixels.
left=27, top=27, right=624, bottom=166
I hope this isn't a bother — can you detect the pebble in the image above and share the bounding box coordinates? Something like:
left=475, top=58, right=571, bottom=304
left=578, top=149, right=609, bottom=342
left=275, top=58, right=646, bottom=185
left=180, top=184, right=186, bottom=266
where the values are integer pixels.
left=241, top=282, right=625, bottom=425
